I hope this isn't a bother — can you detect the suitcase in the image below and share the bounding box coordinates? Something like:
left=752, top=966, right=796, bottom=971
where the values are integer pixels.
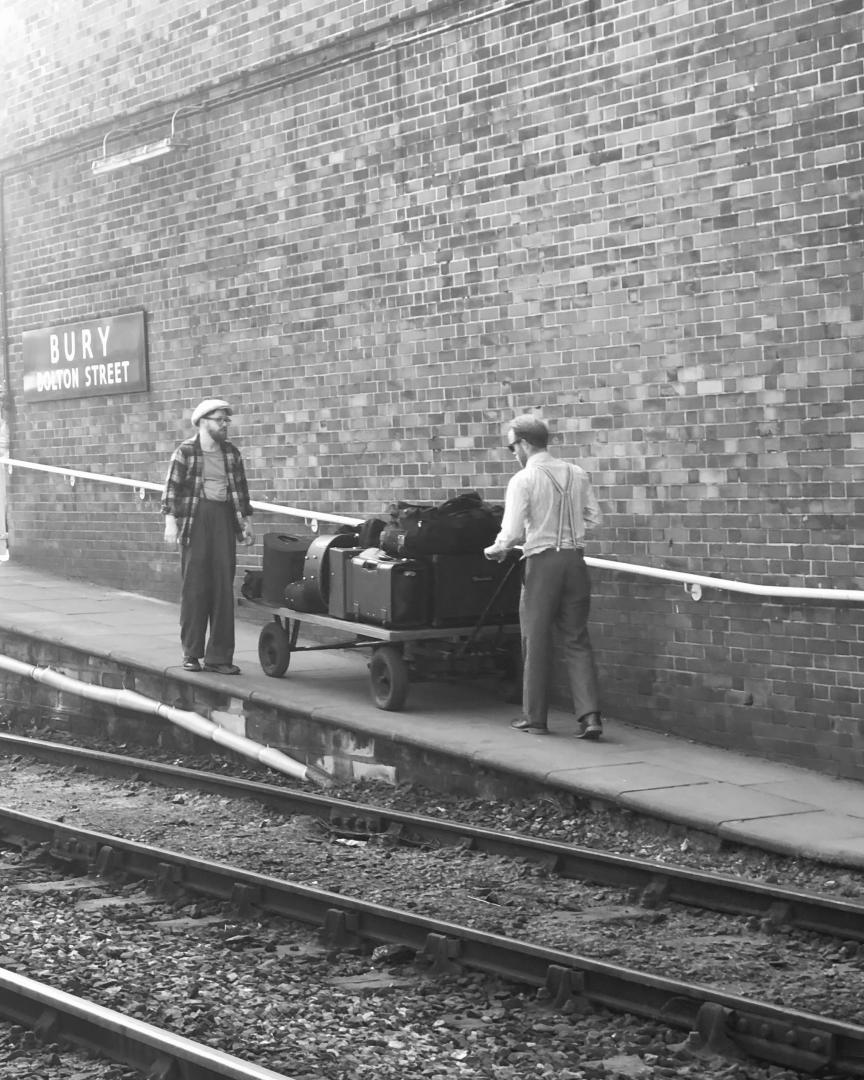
left=427, top=553, right=520, bottom=627
left=328, top=546, right=363, bottom=619
left=350, top=549, right=429, bottom=628
left=262, top=533, right=312, bottom=605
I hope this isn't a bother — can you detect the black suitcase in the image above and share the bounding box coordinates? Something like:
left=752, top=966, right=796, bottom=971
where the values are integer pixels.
left=262, top=533, right=312, bottom=605
left=427, top=553, right=520, bottom=627
left=350, top=549, right=429, bottom=628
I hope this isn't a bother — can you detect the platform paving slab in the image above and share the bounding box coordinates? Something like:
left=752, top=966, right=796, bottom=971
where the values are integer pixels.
left=720, top=813, right=864, bottom=865
left=0, top=562, right=862, bottom=868
left=621, top=781, right=817, bottom=833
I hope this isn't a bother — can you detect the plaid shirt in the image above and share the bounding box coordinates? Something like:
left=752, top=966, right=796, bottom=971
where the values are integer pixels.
left=160, top=434, right=253, bottom=545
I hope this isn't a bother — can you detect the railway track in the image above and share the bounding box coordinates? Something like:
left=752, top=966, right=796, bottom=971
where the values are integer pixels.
left=0, top=964, right=295, bottom=1080
left=2, top=732, right=862, bottom=944
left=0, top=794, right=861, bottom=1074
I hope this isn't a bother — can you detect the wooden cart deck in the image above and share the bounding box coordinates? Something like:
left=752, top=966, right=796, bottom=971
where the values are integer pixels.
left=241, top=598, right=520, bottom=711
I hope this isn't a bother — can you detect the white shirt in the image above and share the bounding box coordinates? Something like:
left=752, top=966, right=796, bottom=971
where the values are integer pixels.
left=488, top=451, right=602, bottom=558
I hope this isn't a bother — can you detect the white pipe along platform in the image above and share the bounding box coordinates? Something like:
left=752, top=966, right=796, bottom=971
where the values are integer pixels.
left=0, top=653, right=331, bottom=786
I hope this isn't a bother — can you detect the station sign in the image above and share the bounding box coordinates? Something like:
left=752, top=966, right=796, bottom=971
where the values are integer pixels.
left=21, top=310, right=149, bottom=402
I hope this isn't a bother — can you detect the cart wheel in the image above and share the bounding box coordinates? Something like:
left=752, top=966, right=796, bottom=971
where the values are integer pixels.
left=259, top=621, right=292, bottom=678
left=368, top=646, right=409, bottom=711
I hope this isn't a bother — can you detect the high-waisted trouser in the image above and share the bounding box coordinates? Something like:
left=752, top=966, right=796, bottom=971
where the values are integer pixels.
left=180, top=500, right=236, bottom=665
left=520, top=547, right=600, bottom=728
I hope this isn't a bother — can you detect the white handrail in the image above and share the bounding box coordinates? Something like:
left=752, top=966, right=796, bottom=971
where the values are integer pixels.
left=0, top=456, right=360, bottom=527
left=587, top=557, right=864, bottom=604
left=3, top=455, right=863, bottom=603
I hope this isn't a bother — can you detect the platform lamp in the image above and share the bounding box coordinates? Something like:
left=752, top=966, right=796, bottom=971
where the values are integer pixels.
left=91, top=107, right=194, bottom=175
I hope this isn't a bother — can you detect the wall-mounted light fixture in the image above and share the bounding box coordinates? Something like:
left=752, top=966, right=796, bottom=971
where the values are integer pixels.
left=91, top=108, right=192, bottom=175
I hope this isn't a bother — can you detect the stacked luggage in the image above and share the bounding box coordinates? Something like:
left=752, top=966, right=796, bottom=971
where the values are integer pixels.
left=260, top=491, right=520, bottom=629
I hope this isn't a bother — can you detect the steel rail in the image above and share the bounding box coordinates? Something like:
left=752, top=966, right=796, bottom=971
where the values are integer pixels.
left=2, top=803, right=864, bottom=1074
left=3, top=733, right=863, bottom=943
left=0, top=966, right=294, bottom=1080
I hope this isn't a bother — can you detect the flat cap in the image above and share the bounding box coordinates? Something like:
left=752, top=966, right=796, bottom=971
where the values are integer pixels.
left=191, top=398, right=232, bottom=425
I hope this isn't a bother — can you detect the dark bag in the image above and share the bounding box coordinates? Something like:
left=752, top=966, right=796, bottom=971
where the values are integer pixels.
left=380, top=492, right=502, bottom=558
left=240, top=569, right=264, bottom=601
left=262, top=533, right=312, bottom=605
left=357, top=517, right=388, bottom=548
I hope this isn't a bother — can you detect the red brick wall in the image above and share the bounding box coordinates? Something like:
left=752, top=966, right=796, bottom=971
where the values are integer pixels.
left=1, top=0, right=862, bottom=777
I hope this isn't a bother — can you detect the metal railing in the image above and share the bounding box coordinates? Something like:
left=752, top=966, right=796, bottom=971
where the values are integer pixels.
left=3, top=456, right=863, bottom=603
left=0, top=456, right=358, bottom=527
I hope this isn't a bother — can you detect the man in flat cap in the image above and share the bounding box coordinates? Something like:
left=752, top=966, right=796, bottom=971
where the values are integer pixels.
left=484, top=414, right=603, bottom=739
left=161, top=398, right=254, bottom=674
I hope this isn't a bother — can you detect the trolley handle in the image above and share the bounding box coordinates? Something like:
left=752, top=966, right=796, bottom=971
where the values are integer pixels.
left=455, top=552, right=521, bottom=659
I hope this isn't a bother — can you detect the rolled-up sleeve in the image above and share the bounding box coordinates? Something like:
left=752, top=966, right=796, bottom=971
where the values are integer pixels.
left=582, top=477, right=602, bottom=531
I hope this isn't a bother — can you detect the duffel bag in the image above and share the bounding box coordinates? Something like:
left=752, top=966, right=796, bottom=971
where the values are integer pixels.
left=380, top=493, right=502, bottom=557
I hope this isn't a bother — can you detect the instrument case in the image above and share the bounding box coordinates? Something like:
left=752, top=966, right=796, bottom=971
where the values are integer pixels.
left=350, top=549, right=429, bottom=628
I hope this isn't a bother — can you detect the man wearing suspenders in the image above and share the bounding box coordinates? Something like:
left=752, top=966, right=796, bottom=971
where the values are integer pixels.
left=484, top=415, right=603, bottom=738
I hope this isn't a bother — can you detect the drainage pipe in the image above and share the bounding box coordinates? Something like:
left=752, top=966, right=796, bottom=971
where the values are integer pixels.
left=0, top=654, right=331, bottom=786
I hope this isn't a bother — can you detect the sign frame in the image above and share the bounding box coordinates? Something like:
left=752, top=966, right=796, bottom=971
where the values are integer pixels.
left=21, top=310, right=150, bottom=403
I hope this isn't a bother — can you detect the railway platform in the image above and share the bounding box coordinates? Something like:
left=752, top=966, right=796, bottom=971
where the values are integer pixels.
left=0, top=561, right=862, bottom=869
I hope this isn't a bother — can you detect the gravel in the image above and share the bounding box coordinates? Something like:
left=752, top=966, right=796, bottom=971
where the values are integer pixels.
left=0, top=717, right=860, bottom=1080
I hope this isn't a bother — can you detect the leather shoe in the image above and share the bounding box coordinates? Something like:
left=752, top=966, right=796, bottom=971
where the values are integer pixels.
left=575, top=713, right=603, bottom=740
left=203, top=663, right=241, bottom=675
left=510, top=717, right=549, bottom=734
left=182, top=658, right=201, bottom=672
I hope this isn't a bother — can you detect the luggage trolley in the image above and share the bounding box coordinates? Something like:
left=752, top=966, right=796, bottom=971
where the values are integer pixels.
left=246, top=553, right=522, bottom=711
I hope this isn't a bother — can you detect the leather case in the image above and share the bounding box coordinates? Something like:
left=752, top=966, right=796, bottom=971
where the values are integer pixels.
left=350, top=550, right=429, bottom=628
left=328, top=546, right=363, bottom=619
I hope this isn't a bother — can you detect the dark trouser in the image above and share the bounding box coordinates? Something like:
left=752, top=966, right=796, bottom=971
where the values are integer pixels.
left=180, top=500, right=237, bottom=665
left=520, top=548, right=600, bottom=728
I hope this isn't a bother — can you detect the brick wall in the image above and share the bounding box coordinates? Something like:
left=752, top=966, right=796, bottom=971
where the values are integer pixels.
left=1, top=0, right=862, bottom=777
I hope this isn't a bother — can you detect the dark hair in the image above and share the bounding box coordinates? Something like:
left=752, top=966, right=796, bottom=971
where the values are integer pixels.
left=510, top=414, right=549, bottom=449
